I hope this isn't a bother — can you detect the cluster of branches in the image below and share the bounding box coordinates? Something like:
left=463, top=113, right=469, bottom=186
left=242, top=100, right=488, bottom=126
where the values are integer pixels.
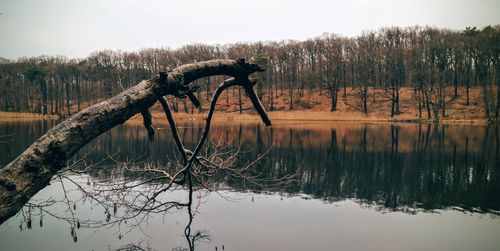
left=0, top=25, right=499, bottom=120
left=0, top=58, right=301, bottom=250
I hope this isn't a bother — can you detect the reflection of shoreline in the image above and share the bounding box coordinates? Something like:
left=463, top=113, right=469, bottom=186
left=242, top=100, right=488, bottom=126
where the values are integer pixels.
left=118, top=121, right=495, bottom=154
left=1, top=121, right=499, bottom=214
left=126, top=111, right=490, bottom=125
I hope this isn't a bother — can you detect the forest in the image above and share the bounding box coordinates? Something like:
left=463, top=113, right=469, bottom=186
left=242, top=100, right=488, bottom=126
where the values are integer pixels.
left=0, top=25, right=499, bottom=121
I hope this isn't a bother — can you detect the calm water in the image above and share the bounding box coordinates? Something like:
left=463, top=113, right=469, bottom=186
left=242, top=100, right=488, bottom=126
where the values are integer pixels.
left=0, top=120, right=499, bottom=251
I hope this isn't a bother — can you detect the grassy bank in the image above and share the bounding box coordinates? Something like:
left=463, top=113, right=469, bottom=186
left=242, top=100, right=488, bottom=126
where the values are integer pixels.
left=0, top=112, right=59, bottom=121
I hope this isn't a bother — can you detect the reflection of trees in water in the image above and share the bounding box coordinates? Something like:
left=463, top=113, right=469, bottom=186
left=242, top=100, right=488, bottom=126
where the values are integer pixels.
left=257, top=124, right=500, bottom=214
left=0, top=120, right=59, bottom=166
left=217, top=122, right=500, bottom=214
left=2, top=121, right=498, bottom=215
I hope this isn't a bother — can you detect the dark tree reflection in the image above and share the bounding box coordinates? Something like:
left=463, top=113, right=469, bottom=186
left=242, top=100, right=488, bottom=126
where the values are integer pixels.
left=2, top=121, right=498, bottom=214
left=261, top=123, right=500, bottom=214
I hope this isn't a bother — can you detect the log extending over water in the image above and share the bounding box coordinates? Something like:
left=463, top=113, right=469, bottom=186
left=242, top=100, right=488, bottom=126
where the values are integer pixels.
left=0, top=59, right=268, bottom=224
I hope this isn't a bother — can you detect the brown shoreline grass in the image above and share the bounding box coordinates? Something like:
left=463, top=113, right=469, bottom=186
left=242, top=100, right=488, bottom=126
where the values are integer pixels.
left=0, top=110, right=487, bottom=125
left=0, top=112, right=59, bottom=121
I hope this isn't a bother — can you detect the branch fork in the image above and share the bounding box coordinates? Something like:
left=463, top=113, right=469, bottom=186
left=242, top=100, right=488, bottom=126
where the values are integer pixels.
left=0, top=58, right=270, bottom=224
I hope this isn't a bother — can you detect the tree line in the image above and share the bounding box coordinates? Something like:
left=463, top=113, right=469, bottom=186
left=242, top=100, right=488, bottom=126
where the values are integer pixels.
left=0, top=25, right=498, bottom=121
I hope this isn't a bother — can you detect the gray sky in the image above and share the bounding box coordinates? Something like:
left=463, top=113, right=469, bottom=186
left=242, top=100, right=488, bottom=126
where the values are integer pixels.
left=0, top=0, right=499, bottom=59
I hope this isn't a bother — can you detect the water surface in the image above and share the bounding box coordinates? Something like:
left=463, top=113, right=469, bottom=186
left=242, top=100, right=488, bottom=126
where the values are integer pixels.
left=0, top=120, right=499, bottom=251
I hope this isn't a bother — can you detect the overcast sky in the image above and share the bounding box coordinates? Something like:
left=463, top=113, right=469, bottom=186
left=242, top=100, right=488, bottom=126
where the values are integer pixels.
left=0, top=0, right=499, bottom=59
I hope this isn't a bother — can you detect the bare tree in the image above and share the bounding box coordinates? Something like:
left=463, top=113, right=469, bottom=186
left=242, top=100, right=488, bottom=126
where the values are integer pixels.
left=321, top=35, right=345, bottom=111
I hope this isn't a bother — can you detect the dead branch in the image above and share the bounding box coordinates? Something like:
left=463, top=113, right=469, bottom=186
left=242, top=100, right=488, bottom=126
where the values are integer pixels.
left=0, top=59, right=266, bottom=224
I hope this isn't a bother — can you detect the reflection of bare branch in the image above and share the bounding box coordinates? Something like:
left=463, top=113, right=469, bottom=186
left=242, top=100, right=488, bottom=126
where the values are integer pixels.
left=114, top=240, right=154, bottom=251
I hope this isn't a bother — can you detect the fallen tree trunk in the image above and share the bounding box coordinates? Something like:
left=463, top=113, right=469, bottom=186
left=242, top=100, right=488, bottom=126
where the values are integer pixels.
left=0, top=59, right=267, bottom=224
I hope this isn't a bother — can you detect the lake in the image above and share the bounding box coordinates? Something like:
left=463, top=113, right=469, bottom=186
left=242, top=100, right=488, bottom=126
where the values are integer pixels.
left=0, top=120, right=499, bottom=251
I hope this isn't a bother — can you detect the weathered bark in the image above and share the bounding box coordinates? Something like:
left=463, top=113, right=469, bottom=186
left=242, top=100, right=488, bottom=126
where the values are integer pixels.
left=0, top=59, right=266, bottom=224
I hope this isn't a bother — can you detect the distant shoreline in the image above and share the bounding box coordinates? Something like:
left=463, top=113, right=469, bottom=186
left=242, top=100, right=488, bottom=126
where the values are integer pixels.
left=1, top=85, right=496, bottom=126
left=0, top=111, right=489, bottom=125
left=0, top=112, right=59, bottom=121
